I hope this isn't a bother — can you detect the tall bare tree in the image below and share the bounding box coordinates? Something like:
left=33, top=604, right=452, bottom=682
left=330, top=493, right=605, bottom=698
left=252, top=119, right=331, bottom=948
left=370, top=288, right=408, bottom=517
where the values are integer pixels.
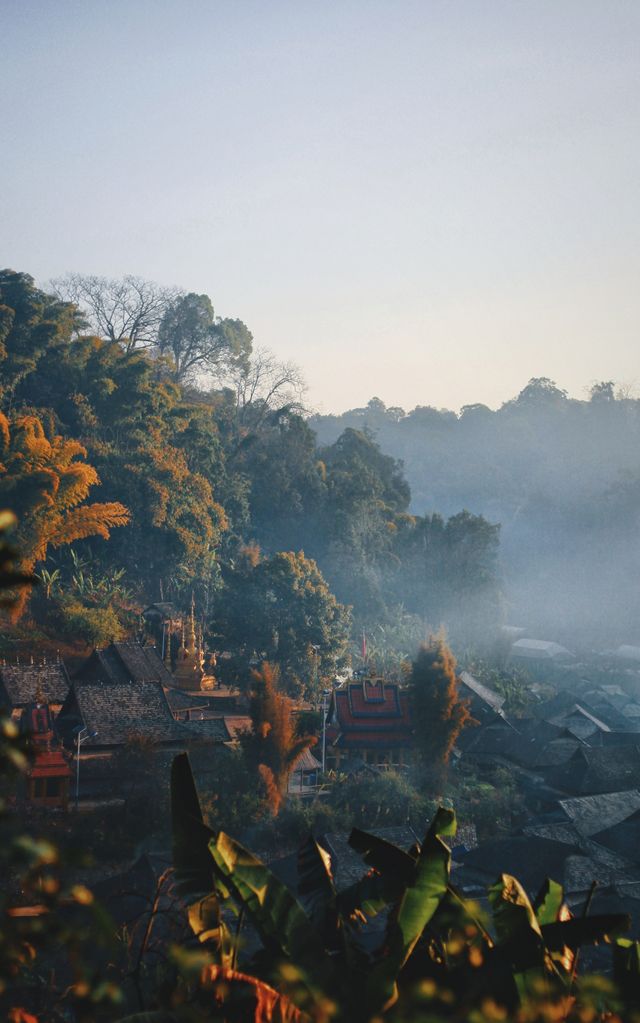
left=51, top=272, right=178, bottom=351
left=230, top=346, right=307, bottom=431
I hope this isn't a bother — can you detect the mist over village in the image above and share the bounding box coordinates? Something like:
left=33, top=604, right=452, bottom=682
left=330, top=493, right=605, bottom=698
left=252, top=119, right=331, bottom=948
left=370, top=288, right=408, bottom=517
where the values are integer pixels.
left=2, top=3, right=640, bottom=1022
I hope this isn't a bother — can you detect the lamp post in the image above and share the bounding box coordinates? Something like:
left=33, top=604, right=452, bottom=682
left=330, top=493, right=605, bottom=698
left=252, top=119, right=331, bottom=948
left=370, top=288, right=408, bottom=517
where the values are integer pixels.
left=74, top=726, right=97, bottom=811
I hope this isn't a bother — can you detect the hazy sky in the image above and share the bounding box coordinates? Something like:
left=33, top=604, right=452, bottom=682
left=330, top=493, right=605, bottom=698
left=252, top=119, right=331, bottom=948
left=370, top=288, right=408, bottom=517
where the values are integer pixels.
left=3, top=0, right=639, bottom=413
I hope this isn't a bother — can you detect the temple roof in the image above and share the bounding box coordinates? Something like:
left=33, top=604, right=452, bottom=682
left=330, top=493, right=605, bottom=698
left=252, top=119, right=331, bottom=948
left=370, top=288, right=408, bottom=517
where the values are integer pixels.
left=59, top=678, right=232, bottom=747
left=61, top=680, right=187, bottom=746
left=327, top=679, right=413, bottom=749
left=73, top=643, right=174, bottom=687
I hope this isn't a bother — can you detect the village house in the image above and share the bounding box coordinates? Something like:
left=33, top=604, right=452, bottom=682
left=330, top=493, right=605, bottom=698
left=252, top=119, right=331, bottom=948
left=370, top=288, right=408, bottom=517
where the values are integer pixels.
left=325, top=674, right=413, bottom=771
left=544, top=745, right=640, bottom=796
left=55, top=673, right=233, bottom=804
left=457, top=670, right=506, bottom=724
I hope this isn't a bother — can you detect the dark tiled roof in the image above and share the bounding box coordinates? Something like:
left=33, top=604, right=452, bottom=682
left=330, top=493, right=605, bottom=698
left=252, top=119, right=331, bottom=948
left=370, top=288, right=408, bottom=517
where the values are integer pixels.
left=142, top=602, right=177, bottom=619
left=74, top=643, right=174, bottom=687
left=458, top=671, right=505, bottom=714
left=67, top=680, right=187, bottom=746
left=558, top=790, right=640, bottom=836
left=164, top=687, right=212, bottom=712
left=563, top=851, right=640, bottom=894
left=116, top=644, right=174, bottom=685
left=177, top=717, right=230, bottom=741
left=458, top=718, right=581, bottom=770
left=589, top=731, right=640, bottom=747
left=592, top=810, right=640, bottom=861
left=522, top=821, right=584, bottom=845
left=0, top=662, right=71, bottom=708
left=547, top=746, right=640, bottom=795
left=458, top=836, right=582, bottom=892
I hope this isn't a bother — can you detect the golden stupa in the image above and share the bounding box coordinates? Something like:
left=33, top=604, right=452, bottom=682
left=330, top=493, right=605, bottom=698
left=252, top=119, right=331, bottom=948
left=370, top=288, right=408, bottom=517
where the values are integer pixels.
left=172, top=596, right=215, bottom=691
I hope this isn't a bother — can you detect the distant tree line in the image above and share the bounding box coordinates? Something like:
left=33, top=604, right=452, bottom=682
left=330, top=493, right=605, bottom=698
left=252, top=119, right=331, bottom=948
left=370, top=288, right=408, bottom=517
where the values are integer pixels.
left=312, top=383, right=640, bottom=646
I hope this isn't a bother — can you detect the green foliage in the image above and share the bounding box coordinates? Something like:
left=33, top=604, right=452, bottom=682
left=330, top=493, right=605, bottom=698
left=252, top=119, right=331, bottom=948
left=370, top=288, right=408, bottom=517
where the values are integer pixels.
left=170, top=753, right=636, bottom=1022
left=449, top=761, right=524, bottom=840
left=157, top=291, right=252, bottom=384
left=326, top=769, right=435, bottom=831
left=216, top=552, right=351, bottom=695
left=55, top=597, right=127, bottom=646
left=466, top=659, right=536, bottom=717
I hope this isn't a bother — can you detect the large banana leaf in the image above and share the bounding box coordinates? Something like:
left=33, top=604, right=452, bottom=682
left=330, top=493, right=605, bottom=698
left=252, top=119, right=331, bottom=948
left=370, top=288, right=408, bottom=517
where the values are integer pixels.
left=170, top=753, right=216, bottom=899
left=533, top=878, right=565, bottom=927
left=337, top=868, right=404, bottom=921
left=533, top=878, right=574, bottom=975
left=614, top=937, right=640, bottom=1008
left=541, top=913, right=630, bottom=951
left=362, top=806, right=456, bottom=1017
left=348, top=827, right=417, bottom=881
left=209, top=832, right=333, bottom=995
left=488, top=873, right=556, bottom=1002
left=339, top=827, right=420, bottom=924
left=296, top=833, right=343, bottom=956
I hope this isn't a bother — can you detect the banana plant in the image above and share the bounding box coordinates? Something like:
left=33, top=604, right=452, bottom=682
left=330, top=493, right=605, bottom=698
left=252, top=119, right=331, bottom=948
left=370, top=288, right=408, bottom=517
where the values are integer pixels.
left=168, top=753, right=632, bottom=1022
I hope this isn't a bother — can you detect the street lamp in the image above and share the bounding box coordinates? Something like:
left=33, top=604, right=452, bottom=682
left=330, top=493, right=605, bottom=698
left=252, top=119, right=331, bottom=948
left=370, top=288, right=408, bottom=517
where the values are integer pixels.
left=73, top=725, right=97, bottom=811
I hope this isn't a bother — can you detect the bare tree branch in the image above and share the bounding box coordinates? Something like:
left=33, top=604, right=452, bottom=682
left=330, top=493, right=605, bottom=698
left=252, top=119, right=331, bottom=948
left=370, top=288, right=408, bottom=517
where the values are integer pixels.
left=50, top=272, right=180, bottom=351
left=230, top=346, right=307, bottom=431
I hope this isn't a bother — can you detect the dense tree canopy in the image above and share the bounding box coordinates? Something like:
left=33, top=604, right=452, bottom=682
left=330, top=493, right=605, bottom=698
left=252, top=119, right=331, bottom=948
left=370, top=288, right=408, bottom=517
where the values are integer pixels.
left=215, top=549, right=352, bottom=695
left=1, top=266, right=505, bottom=668
left=157, top=292, right=253, bottom=384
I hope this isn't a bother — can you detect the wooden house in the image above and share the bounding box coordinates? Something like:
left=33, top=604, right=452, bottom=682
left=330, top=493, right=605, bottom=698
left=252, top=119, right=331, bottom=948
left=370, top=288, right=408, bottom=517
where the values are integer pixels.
left=325, top=675, right=413, bottom=771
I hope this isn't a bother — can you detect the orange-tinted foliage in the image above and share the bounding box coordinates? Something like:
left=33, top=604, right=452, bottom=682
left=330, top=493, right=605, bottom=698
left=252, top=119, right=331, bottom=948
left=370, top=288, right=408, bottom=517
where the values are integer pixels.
left=410, top=634, right=473, bottom=768
left=0, top=412, right=129, bottom=619
left=249, top=661, right=316, bottom=815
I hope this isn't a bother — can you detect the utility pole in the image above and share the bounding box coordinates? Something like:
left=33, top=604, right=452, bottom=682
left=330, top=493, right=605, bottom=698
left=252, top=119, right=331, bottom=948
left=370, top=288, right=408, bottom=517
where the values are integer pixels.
left=321, top=687, right=331, bottom=773
left=74, top=726, right=97, bottom=810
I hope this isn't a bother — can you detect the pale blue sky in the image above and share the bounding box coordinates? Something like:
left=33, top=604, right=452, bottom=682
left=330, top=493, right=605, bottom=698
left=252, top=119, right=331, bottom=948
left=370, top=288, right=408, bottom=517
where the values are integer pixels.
left=3, top=0, right=639, bottom=412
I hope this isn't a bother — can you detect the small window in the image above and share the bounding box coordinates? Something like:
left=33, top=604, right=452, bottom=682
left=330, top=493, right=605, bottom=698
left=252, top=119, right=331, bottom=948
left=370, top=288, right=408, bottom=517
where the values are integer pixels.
left=45, top=778, right=61, bottom=797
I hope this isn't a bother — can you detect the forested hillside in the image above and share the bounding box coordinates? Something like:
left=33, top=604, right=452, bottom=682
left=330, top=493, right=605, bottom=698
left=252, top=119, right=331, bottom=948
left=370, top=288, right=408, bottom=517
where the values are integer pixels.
left=0, top=270, right=501, bottom=687
left=312, top=388, right=640, bottom=647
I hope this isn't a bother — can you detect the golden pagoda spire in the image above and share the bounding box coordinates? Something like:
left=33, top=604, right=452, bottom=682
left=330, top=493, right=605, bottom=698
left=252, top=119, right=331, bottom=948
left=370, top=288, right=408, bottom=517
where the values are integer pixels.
left=188, top=592, right=196, bottom=655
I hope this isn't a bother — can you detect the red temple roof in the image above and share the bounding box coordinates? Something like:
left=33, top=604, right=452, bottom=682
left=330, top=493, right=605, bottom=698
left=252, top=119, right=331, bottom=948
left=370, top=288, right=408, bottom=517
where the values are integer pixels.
left=327, top=679, right=413, bottom=749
